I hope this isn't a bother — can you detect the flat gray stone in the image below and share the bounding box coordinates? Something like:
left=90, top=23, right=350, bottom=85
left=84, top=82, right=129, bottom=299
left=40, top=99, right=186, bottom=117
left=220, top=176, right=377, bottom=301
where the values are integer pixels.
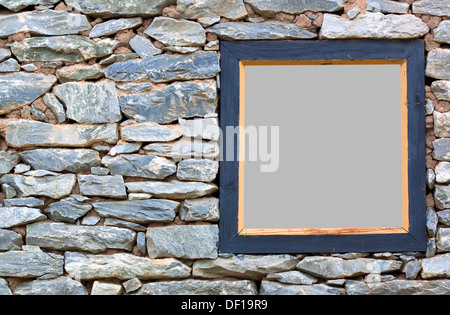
left=104, top=218, right=146, bottom=232
left=121, top=122, right=182, bottom=142
left=266, top=271, right=318, bottom=285
left=129, top=35, right=162, bottom=59
left=134, top=279, right=257, bottom=295
left=412, top=0, right=450, bottom=17
left=0, top=0, right=59, bottom=12
left=54, top=81, right=121, bottom=124
left=178, top=0, right=247, bottom=20
left=0, top=278, right=11, bottom=295
left=179, top=117, right=220, bottom=141
left=30, top=105, right=48, bottom=122
left=90, top=17, right=143, bottom=38
left=437, top=228, right=450, bottom=252
left=116, top=83, right=153, bottom=93
left=439, top=210, right=450, bottom=225
left=421, top=253, right=450, bottom=279
left=47, top=195, right=92, bottom=223
left=11, top=36, right=120, bottom=63
left=435, top=185, right=450, bottom=209
left=346, top=280, right=450, bottom=295
left=207, top=21, right=317, bottom=40
left=244, top=0, right=344, bottom=17
left=180, top=197, right=219, bottom=222
left=296, top=256, right=403, bottom=279
left=14, top=277, right=88, bottom=295
left=147, top=225, right=219, bottom=259
left=426, top=49, right=450, bottom=80
left=0, top=48, right=10, bottom=62
left=99, top=53, right=139, bottom=66
left=0, top=228, right=22, bottom=251
left=427, top=207, right=439, bottom=237
left=177, top=159, right=219, bottom=182
left=0, top=251, right=63, bottom=279
left=0, top=73, right=56, bottom=115
left=260, top=281, right=345, bottom=295
left=145, top=17, right=205, bottom=47
left=92, top=199, right=179, bottom=224
left=433, top=111, right=450, bottom=138
left=2, top=183, right=16, bottom=199
left=0, top=10, right=91, bottom=38
left=4, top=197, right=44, bottom=209
left=105, top=51, right=220, bottom=83
left=403, top=260, right=422, bottom=280
left=91, top=281, right=122, bottom=295
left=65, top=0, right=176, bottom=17
left=367, top=0, right=410, bottom=14
left=0, top=151, right=20, bottom=175
left=163, top=46, right=199, bottom=54
left=435, top=21, right=450, bottom=45
left=123, top=278, right=142, bottom=293
left=126, top=180, right=218, bottom=199
left=436, top=162, right=450, bottom=184
left=102, top=154, right=176, bottom=179
left=431, top=80, right=450, bottom=101
left=193, top=255, right=299, bottom=280
left=0, top=174, right=76, bottom=199
left=6, top=120, right=119, bottom=148
left=26, top=222, right=136, bottom=253
left=108, top=143, right=142, bottom=156
left=120, top=81, right=218, bottom=124
left=0, top=58, right=20, bottom=73
left=64, top=251, right=191, bottom=280
left=320, top=12, right=429, bottom=39
left=20, top=149, right=100, bottom=173
left=43, top=93, right=66, bottom=123
left=143, top=139, right=220, bottom=160
left=78, top=175, right=127, bottom=199
left=56, top=64, right=104, bottom=83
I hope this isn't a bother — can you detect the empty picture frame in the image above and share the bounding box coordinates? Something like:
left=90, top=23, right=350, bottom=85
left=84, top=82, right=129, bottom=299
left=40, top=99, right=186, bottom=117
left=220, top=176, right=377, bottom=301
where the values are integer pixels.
left=219, top=40, right=426, bottom=253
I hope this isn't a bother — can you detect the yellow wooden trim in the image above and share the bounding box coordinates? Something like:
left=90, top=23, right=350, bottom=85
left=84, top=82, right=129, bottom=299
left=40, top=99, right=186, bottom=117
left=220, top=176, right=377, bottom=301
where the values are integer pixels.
left=241, top=59, right=405, bottom=66
left=240, top=228, right=409, bottom=236
left=238, top=61, right=245, bottom=232
left=400, top=60, right=409, bottom=232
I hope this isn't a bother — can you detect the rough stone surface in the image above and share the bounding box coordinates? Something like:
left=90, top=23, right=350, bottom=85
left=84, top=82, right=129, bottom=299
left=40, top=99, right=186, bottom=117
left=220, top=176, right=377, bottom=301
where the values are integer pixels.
left=179, top=117, right=220, bottom=141
left=244, top=0, right=345, bottom=17
left=0, top=278, right=11, bottom=295
left=123, top=278, right=142, bottom=293
left=320, top=12, right=429, bottom=39
left=0, top=0, right=59, bottom=11
left=0, top=251, right=63, bottom=279
left=435, top=185, right=450, bottom=210
left=102, top=154, right=176, bottom=179
left=367, top=0, right=409, bottom=14
left=99, top=53, right=139, bottom=66
left=126, top=180, right=218, bottom=199
left=180, top=197, right=219, bottom=222
left=436, top=162, right=450, bottom=184
left=47, top=195, right=92, bottom=223
left=345, top=280, right=450, bottom=295
left=0, top=151, right=20, bottom=175
left=108, top=143, right=142, bottom=156
left=145, top=17, right=206, bottom=47
left=92, top=199, right=179, bottom=224
left=6, top=120, right=119, bottom=148
left=78, top=175, right=127, bottom=199
left=177, top=159, right=219, bottom=182
left=4, top=197, right=44, bottom=209
left=43, top=93, right=66, bottom=123
left=0, top=229, right=23, bottom=251
left=260, top=281, right=345, bottom=295
left=104, top=218, right=146, bottom=232
left=56, top=64, right=104, bottom=83
left=421, top=253, right=450, bottom=279
left=437, top=228, right=450, bottom=252
left=177, top=0, right=247, bottom=20
left=0, top=59, right=20, bottom=73
left=439, top=210, right=450, bottom=225
left=266, top=271, right=318, bottom=285
left=121, top=122, right=182, bottom=143
left=90, top=17, right=143, bottom=38
left=412, top=0, right=450, bottom=17
left=146, top=225, right=219, bottom=259
left=135, top=279, right=257, bottom=295
left=426, top=49, right=450, bottom=80
left=433, top=111, right=450, bottom=138
left=14, top=277, right=88, bottom=295
left=64, top=251, right=191, bottom=280
left=431, top=80, right=450, bottom=102
left=129, top=35, right=162, bottom=59
left=0, top=48, right=10, bottom=63
left=0, top=174, right=76, bottom=199
left=91, top=281, right=123, bottom=295
left=105, top=51, right=220, bottom=83
left=0, top=73, right=56, bottom=115
left=207, top=21, right=317, bottom=40
left=193, top=255, right=299, bottom=280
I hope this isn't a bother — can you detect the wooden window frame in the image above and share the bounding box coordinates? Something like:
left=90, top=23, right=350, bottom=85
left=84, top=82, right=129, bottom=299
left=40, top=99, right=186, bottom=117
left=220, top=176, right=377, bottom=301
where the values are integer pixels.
left=219, top=40, right=426, bottom=253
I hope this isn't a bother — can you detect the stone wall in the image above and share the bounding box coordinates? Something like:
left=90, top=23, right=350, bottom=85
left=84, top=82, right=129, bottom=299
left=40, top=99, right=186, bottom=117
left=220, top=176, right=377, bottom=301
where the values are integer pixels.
left=0, top=0, right=449, bottom=295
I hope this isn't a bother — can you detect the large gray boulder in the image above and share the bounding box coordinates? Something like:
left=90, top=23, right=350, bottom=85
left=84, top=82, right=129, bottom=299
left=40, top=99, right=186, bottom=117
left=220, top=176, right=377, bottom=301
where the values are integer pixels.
left=0, top=251, right=63, bottom=279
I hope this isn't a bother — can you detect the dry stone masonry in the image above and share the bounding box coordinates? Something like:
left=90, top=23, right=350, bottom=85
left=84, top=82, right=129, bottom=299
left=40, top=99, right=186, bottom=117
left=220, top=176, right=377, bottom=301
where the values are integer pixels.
left=0, top=0, right=448, bottom=296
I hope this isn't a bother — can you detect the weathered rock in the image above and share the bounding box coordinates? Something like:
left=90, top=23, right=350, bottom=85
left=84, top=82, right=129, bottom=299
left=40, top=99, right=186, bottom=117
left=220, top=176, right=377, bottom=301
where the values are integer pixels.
left=435, top=21, right=450, bottom=45
left=0, top=278, right=11, bottom=295
left=99, top=53, right=139, bottom=66
left=0, top=151, right=20, bottom=174
left=11, top=36, right=120, bottom=63
left=120, top=82, right=218, bottom=124
left=6, top=120, right=119, bottom=148
left=179, top=117, right=220, bottom=141
left=64, top=251, right=191, bottom=280
left=81, top=216, right=101, bottom=226
left=0, top=174, right=76, bottom=199
left=421, top=253, right=450, bottom=279
left=436, top=162, right=450, bottom=184
left=433, top=111, right=450, bottom=138
left=180, top=197, right=219, bottom=222
left=426, top=49, right=450, bottom=80
left=266, top=271, right=318, bottom=285
left=108, top=143, right=142, bottom=156
left=14, top=164, right=31, bottom=174
left=346, top=280, right=450, bottom=295
left=427, top=207, right=439, bottom=237
left=126, top=180, right=218, bottom=199
left=43, top=93, right=66, bottom=123
left=103, top=218, right=146, bottom=232
left=403, top=260, right=422, bottom=280
left=128, top=193, right=152, bottom=201
left=101, top=154, right=176, bottom=179
left=144, top=138, right=219, bottom=160
left=431, top=80, right=450, bottom=101
left=26, top=222, right=136, bottom=253
left=177, top=159, right=219, bottom=182
left=14, top=277, right=88, bottom=295
left=0, top=229, right=23, bottom=251
left=0, top=251, right=63, bottom=279
left=20, top=149, right=100, bottom=173
left=260, top=281, right=345, bottom=295
left=129, top=35, right=162, bottom=59
left=435, top=185, right=450, bottom=210
left=54, top=81, right=121, bottom=124
left=30, top=105, right=48, bottom=122
left=47, top=195, right=92, bottom=223
left=163, top=46, right=199, bottom=54
left=207, top=21, right=317, bottom=40
left=178, top=0, right=247, bottom=20
left=116, top=83, right=153, bottom=93
left=437, top=228, right=450, bottom=252
left=296, top=256, right=403, bottom=279
left=0, top=59, right=20, bottom=73
left=137, top=232, right=146, bottom=254
left=145, top=17, right=205, bottom=47
left=0, top=73, right=56, bottom=115
left=78, top=175, right=127, bottom=199
left=367, top=0, right=410, bottom=14
left=92, top=199, right=179, bottom=224
left=439, top=210, right=450, bottom=225
left=193, top=255, right=299, bottom=280
left=64, top=0, right=176, bottom=17
left=56, top=64, right=104, bottom=83
left=90, top=17, right=143, bottom=38
left=412, top=0, right=450, bottom=17
left=0, top=10, right=91, bottom=38
left=4, top=197, right=44, bottom=209
left=146, top=225, right=218, bottom=259
left=134, top=279, right=257, bottom=295
left=0, top=206, right=46, bottom=228
left=244, top=0, right=344, bottom=17
left=0, top=0, right=59, bottom=12
left=0, top=48, right=10, bottom=63
left=320, top=12, right=429, bottom=39
left=105, top=51, right=220, bottom=83
left=123, top=278, right=143, bottom=293
left=91, top=281, right=122, bottom=295
left=121, top=122, right=182, bottom=143
left=2, top=183, right=16, bottom=199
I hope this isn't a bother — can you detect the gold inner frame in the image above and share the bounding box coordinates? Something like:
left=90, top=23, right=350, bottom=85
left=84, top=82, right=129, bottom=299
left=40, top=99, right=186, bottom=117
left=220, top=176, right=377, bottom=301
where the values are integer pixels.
left=238, top=59, right=409, bottom=236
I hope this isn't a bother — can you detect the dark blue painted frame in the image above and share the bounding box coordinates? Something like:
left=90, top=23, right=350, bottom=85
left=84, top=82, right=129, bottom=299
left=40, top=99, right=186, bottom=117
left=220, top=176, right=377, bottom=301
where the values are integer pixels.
left=219, top=40, right=426, bottom=254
